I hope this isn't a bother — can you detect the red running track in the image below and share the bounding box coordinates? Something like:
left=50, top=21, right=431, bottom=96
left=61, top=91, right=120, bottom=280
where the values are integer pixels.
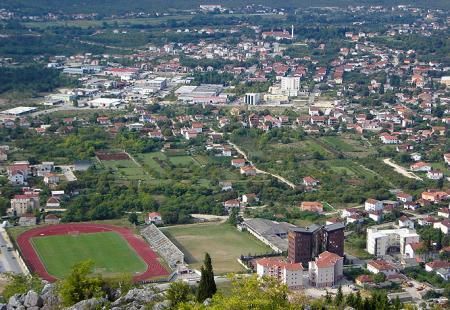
left=16, top=223, right=169, bottom=282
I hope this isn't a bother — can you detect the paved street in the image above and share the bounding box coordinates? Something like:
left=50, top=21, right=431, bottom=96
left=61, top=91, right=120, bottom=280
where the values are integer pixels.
left=0, top=230, right=23, bottom=274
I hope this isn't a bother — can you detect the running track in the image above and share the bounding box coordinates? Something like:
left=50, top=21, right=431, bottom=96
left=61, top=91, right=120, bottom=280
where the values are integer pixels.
left=16, top=223, right=169, bottom=282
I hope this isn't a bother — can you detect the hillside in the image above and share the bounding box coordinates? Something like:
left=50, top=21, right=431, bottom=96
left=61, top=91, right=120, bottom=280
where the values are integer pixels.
left=2, top=0, right=449, bottom=15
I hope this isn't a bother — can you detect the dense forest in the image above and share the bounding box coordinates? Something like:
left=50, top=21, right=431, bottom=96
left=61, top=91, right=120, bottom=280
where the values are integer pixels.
left=0, top=66, right=79, bottom=96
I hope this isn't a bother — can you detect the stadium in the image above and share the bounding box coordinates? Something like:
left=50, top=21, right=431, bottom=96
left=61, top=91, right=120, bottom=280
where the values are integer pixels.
left=16, top=223, right=169, bottom=282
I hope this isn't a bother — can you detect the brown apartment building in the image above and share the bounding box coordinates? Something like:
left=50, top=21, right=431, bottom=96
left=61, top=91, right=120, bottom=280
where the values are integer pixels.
left=288, top=223, right=345, bottom=265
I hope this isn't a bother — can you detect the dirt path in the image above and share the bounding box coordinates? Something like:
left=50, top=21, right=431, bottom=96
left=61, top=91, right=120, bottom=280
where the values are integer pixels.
left=228, top=141, right=296, bottom=189
left=383, top=158, right=423, bottom=181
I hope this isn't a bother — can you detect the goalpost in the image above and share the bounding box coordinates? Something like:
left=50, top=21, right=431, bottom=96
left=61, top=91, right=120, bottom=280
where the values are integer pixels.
left=68, top=231, right=80, bottom=237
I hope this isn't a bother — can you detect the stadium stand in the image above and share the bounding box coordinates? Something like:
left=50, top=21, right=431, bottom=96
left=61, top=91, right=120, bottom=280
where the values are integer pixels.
left=141, top=224, right=184, bottom=268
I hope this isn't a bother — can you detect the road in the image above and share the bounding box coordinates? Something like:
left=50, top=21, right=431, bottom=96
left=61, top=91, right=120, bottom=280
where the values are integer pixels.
left=383, top=158, right=423, bottom=181
left=0, top=229, right=24, bottom=274
left=228, top=141, right=296, bottom=189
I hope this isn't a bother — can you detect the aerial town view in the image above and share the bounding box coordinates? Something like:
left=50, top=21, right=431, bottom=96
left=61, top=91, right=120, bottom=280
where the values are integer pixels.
left=0, top=0, right=449, bottom=309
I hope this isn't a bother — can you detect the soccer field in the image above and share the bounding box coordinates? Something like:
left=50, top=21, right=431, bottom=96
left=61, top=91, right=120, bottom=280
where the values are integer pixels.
left=31, top=231, right=147, bottom=279
left=162, top=223, right=271, bottom=274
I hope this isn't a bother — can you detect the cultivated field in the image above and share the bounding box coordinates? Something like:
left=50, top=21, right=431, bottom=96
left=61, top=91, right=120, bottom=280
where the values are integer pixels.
left=161, top=222, right=271, bottom=274
left=31, top=231, right=147, bottom=279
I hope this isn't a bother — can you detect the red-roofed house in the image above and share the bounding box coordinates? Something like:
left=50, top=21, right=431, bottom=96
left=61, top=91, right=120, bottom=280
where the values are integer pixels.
left=303, top=176, right=319, bottom=187
left=410, top=162, right=432, bottom=172
left=367, top=260, right=398, bottom=276
left=146, top=212, right=163, bottom=225
left=425, top=261, right=450, bottom=272
left=300, top=202, right=323, bottom=213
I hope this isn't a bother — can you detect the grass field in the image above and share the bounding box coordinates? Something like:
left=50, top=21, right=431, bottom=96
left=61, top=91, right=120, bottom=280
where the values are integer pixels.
left=31, top=231, right=147, bottom=279
left=101, top=158, right=153, bottom=181
left=162, top=223, right=271, bottom=274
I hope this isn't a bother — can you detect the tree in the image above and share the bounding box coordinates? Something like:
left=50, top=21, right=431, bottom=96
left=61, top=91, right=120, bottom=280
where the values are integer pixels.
left=166, top=281, right=192, bottom=306
left=2, top=273, right=43, bottom=300
left=59, top=260, right=104, bottom=306
left=196, top=253, right=217, bottom=302
left=128, top=212, right=139, bottom=225
left=206, top=275, right=291, bottom=309
left=436, top=229, right=443, bottom=251
left=226, top=207, right=239, bottom=226
left=374, top=273, right=386, bottom=283
left=334, top=285, right=343, bottom=305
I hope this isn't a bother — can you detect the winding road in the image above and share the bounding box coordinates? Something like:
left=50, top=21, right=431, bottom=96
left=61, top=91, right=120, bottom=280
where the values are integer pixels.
left=228, top=141, right=296, bottom=189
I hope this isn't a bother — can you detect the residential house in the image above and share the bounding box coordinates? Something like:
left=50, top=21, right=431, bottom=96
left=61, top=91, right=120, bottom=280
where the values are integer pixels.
left=418, top=216, right=437, bottom=227
left=398, top=216, right=414, bottom=229
left=421, top=191, right=448, bottom=203
left=43, top=173, right=60, bottom=185
left=367, top=260, right=399, bottom=276
left=223, top=199, right=240, bottom=212
left=219, top=181, right=233, bottom=191
left=410, top=162, right=432, bottom=172
left=403, top=201, right=420, bottom=211
left=303, top=176, right=319, bottom=187
left=301, top=202, right=324, bottom=213
left=242, top=194, right=259, bottom=204
left=240, top=166, right=257, bottom=176
left=365, top=199, right=383, bottom=212
left=148, top=131, right=164, bottom=139
left=146, top=212, right=163, bottom=225
left=433, top=220, right=450, bottom=235
left=427, top=170, right=444, bottom=180
left=45, top=197, right=61, bottom=209
left=368, top=212, right=382, bottom=223
left=397, top=192, right=413, bottom=203
left=425, top=261, right=450, bottom=272
left=437, top=208, right=450, bottom=219
left=44, top=214, right=60, bottom=224
left=231, top=158, right=246, bottom=168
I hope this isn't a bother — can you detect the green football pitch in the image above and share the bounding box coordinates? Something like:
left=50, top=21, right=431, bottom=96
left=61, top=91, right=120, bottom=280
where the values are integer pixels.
left=31, top=231, right=147, bottom=279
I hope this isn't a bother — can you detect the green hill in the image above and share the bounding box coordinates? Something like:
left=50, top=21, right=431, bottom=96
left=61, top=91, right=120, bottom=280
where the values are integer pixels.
left=2, top=0, right=449, bottom=16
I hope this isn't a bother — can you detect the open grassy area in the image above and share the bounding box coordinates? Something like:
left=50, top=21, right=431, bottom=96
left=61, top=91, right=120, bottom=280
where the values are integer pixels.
left=161, top=223, right=271, bottom=274
left=31, top=231, right=147, bottom=279
left=101, top=159, right=152, bottom=181
left=169, top=155, right=198, bottom=166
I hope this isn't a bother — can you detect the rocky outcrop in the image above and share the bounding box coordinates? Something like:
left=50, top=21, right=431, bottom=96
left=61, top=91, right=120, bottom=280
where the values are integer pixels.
left=2, top=283, right=170, bottom=310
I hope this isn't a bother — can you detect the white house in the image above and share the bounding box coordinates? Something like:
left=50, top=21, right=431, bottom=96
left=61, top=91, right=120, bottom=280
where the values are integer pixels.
left=365, top=199, right=383, bottom=212
left=396, top=192, right=413, bottom=203
left=398, top=216, right=414, bottom=229
left=433, top=220, right=450, bottom=235
left=427, top=170, right=444, bottom=180
left=438, top=208, right=450, bottom=219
